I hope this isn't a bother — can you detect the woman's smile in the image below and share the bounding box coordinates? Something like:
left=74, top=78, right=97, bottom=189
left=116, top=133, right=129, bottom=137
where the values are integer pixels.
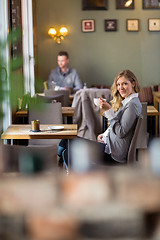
left=117, top=76, right=135, bottom=98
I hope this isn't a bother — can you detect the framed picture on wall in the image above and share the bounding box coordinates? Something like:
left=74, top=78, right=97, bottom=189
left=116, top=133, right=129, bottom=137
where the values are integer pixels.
left=116, top=0, right=134, bottom=9
left=105, top=19, right=117, bottom=31
left=126, top=19, right=139, bottom=31
left=148, top=18, right=160, bottom=31
left=143, top=0, right=160, bottom=9
left=82, top=0, right=108, bottom=10
left=82, top=19, right=95, bottom=32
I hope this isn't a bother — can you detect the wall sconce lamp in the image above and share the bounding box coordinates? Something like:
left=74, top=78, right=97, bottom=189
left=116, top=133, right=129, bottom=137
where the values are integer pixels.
left=48, top=26, right=69, bottom=44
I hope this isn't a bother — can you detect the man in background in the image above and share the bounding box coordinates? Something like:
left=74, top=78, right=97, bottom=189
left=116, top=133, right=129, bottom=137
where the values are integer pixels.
left=48, top=51, right=82, bottom=92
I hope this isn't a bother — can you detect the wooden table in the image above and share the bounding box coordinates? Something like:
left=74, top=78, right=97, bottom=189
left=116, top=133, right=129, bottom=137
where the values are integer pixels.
left=1, top=124, right=77, bottom=140
left=153, top=91, right=160, bottom=110
left=62, top=107, right=75, bottom=117
left=147, top=105, right=159, bottom=136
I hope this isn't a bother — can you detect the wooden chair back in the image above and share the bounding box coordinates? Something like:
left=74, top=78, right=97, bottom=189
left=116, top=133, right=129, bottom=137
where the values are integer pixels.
left=28, top=102, right=62, bottom=145
left=44, top=89, right=69, bottom=106
left=127, top=116, right=143, bottom=165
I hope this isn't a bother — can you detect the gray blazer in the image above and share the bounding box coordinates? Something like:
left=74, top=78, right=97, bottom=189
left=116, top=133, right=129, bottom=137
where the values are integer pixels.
left=105, top=97, right=142, bottom=163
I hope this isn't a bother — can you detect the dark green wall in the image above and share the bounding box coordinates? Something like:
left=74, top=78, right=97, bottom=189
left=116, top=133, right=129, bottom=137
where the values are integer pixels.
left=34, top=0, right=160, bottom=90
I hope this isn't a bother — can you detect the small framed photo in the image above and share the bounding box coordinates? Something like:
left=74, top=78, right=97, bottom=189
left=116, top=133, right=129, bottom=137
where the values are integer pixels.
left=143, top=0, right=160, bottom=9
left=126, top=19, right=139, bottom=31
left=82, top=0, right=108, bottom=10
left=116, top=0, right=134, bottom=9
left=148, top=18, right=160, bottom=31
left=82, top=19, right=95, bottom=32
left=105, top=19, right=117, bottom=31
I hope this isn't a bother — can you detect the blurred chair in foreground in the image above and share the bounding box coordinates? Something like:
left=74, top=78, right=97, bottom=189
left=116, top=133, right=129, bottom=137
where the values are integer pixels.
left=2, top=144, right=58, bottom=173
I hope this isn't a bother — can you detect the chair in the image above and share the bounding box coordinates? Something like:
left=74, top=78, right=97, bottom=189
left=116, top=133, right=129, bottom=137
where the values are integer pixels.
left=36, top=94, right=64, bottom=105
left=27, top=102, right=63, bottom=168
left=44, top=89, right=70, bottom=107
left=136, top=102, right=148, bottom=149
left=127, top=102, right=148, bottom=165
left=2, top=144, right=58, bottom=173
left=28, top=102, right=62, bottom=146
left=127, top=116, right=143, bottom=165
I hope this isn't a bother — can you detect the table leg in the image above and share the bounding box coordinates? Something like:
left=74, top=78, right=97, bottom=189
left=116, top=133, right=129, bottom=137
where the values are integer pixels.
left=154, top=96, right=159, bottom=110
left=65, top=139, right=70, bottom=175
left=67, top=116, right=73, bottom=124
left=155, top=115, right=158, bottom=137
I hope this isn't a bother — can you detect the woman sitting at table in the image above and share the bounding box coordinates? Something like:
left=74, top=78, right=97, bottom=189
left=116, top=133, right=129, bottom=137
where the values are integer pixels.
left=58, top=69, right=142, bottom=166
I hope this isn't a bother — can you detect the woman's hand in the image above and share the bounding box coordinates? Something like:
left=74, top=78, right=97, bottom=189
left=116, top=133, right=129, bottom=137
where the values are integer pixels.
left=99, top=98, right=111, bottom=111
left=97, top=134, right=105, bottom=143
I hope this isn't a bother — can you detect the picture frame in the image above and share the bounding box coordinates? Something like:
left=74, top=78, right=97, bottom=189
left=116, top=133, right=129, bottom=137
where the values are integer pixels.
left=148, top=18, right=160, bottom=31
left=116, top=0, right=134, bottom=9
left=82, top=19, right=95, bottom=32
left=105, top=19, right=117, bottom=31
left=82, top=0, right=108, bottom=10
left=143, top=0, right=160, bottom=9
left=126, top=19, right=139, bottom=31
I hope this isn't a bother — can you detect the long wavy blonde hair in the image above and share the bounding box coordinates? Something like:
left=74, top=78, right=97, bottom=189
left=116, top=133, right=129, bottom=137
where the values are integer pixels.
left=110, top=70, right=140, bottom=112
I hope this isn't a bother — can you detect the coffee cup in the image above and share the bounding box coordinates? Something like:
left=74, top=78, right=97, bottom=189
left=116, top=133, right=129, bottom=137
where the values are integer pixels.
left=94, top=97, right=106, bottom=107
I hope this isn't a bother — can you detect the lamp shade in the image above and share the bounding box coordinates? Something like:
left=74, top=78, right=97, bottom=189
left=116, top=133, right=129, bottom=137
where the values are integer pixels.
left=59, top=27, right=68, bottom=36
left=48, top=27, right=57, bottom=37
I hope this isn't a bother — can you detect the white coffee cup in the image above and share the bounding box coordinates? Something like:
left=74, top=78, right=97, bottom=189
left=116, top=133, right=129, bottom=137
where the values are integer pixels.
left=94, top=97, right=106, bottom=107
